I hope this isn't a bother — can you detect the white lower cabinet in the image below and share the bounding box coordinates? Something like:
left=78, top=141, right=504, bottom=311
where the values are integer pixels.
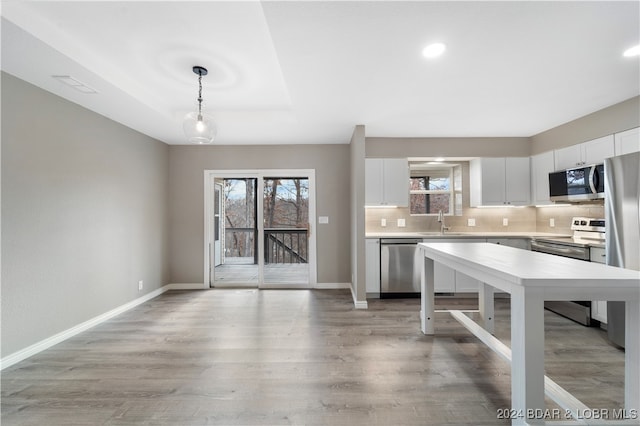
left=590, top=246, right=607, bottom=324
left=429, top=238, right=485, bottom=292
left=434, top=263, right=455, bottom=292
left=455, top=271, right=479, bottom=292
left=365, top=238, right=380, bottom=296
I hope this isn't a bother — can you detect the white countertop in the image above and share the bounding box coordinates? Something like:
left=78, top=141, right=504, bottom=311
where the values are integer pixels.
left=418, top=242, right=640, bottom=289
left=367, top=231, right=571, bottom=239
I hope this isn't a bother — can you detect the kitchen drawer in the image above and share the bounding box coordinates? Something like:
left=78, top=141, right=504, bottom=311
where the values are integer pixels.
left=590, top=246, right=606, bottom=264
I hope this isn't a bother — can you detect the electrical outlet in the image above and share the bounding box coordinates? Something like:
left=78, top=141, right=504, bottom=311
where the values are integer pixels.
left=467, top=218, right=476, bottom=227
left=550, top=218, right=555, bottom=227
left=381, top=218, right=387, bottom=227
left=503, top=218, right=509, bottom=226
left=319, top=216, right=329, bottom=224
left=397, top=218, right=406, bottom=228
left=138, top=280, right=143, bottom=291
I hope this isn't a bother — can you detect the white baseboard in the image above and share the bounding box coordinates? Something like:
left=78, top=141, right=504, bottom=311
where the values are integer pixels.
left=1, top=284, right=173, bottom=370
left=202, top=282, right=351, bottom=290
left=353, top=300, right=369, bottom=309
left=349, top=283, right=368, bottom=309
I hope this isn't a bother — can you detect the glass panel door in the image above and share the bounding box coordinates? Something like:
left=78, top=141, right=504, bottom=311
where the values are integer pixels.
left=213, top=178, right=258, bottom=286
left=262, top=178, right=309, bottom=285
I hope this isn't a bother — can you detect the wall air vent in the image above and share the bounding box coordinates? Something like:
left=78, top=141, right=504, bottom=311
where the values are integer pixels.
left=52, top=75, right=98, bottom=94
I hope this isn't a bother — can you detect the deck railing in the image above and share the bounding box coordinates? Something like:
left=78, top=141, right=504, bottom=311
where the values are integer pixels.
left=224, top=227, right=308, bottom=264
left=264, top=228, right=308, bottom=264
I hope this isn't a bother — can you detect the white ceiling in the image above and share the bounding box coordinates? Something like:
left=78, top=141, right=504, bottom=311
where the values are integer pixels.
left=2, top=1, right=639, bottom=145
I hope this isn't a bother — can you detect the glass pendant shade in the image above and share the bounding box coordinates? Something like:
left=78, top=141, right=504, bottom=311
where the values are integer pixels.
left=183, top=111, right=216, bottom=144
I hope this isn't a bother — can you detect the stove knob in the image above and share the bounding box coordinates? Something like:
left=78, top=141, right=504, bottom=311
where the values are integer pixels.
left=581, top=220, right=587, bottom=225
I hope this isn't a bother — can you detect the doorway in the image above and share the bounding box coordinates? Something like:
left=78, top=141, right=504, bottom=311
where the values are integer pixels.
left=204, top=170, right=317, bottom=288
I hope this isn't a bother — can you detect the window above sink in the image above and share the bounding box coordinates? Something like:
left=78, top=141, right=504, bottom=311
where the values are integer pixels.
left=408, top=160, right=463, bottom=216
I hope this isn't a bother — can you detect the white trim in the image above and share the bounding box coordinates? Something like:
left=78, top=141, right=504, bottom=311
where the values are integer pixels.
left=354, top=300, right=369, bottom=309
left=208, top=282, right=258, bottom=289
left=204, top=169, right=318, bottom=288
left=349, top=283, right=368, bottom=309
left=1, top=285, right=173, bottom=370
left=172, top=282, right=348, bottom=290
left=260, top=283, right=311, bottom=289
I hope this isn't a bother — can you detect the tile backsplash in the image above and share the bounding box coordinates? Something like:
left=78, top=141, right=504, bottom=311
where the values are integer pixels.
left=366, top=203, right=604, bottom=235
left=535, top=204, right=604, bottom=233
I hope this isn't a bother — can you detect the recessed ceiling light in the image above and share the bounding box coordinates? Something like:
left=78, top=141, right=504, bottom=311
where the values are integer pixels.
left=623, top=44, right=640, bottom=57
left=422, top=43, right=446, bottom=59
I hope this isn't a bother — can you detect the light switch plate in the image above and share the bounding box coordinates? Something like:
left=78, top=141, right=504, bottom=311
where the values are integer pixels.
left=503, top=218, right=509, bottom=226
left=319, top=216, right=329, bottom=224
left=467, top=218, right=476, bottom=227
left=550, top=218, right=555, bottom=227
left=397, top=218, right=406, bottom=227
left=381, top=218, right=387, bottom=227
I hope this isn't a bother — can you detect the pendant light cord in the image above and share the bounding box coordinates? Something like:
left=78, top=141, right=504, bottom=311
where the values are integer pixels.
left=197, top=71, right=203, bottom=118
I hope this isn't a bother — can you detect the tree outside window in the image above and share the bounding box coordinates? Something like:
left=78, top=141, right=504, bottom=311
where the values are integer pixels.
left=409, top=164, right=455, bottom=215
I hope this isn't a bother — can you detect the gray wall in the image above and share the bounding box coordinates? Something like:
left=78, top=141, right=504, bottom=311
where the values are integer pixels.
left=168, top=144, right=351, bottom=285
left=531, top=96, right=640, bottom=155
left=1, top=73, right=170, bottom=357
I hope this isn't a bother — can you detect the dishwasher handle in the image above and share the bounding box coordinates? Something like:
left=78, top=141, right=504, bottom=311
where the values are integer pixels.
left=380, top=238, right=422, bottom=245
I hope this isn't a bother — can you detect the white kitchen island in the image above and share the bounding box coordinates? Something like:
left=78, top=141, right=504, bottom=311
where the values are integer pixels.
left=418, top=242, right=640, bottom=425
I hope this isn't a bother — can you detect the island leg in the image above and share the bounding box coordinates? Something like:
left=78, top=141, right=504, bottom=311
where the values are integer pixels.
left=510, top=287, right=545, bottom=425
left=420, top=254, right=435, bottom=335
left=626, top=299, right=640, bottom=413
left=479, top=282, right=495, bottom=334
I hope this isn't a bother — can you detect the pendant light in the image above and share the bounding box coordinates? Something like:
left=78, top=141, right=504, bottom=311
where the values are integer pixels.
left=183, top=66, right=217, bottom=144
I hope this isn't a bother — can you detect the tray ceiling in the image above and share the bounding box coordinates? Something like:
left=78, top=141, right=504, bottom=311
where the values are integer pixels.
left=2, top=1, right=638, bottom=145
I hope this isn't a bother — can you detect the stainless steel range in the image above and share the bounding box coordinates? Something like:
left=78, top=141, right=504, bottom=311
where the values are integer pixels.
left=531, top=217, right=605, bottom=326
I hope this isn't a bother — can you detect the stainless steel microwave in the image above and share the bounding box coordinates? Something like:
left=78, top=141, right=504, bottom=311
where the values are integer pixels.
left=549, top=164, right=604, bottom=202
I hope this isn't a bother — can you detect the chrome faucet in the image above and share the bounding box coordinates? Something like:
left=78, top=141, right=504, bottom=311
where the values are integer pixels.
left=437, top=210, right=450, bottom=234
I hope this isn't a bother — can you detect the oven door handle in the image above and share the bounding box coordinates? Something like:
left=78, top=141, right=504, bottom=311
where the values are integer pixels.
left=531, top=241, right=588, bottom=258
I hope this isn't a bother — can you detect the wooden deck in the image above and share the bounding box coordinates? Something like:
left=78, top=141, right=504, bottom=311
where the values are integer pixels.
left=214, top=257, right=309, bottom=285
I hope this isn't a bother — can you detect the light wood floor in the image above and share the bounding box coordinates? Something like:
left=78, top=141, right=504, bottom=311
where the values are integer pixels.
left=1, top=290, right=625, bottom=425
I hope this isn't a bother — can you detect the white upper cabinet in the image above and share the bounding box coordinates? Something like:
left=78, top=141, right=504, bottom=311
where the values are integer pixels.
left=365, top=158, right=409, bottom=207
left=554, top=135, right=614, bottom=170
left=504, top=157, right=531, bottom=205
left=470, top=157, right=531, bottom=207
left=614, top=127, right=640, bottom=156
left=365, top=158, right=384, bottom=205
left=530, top=150, right=555, bottom=205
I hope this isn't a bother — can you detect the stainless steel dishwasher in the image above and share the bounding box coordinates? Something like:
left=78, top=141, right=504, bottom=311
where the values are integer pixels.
left=380, top=238, right=422, bottom=298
